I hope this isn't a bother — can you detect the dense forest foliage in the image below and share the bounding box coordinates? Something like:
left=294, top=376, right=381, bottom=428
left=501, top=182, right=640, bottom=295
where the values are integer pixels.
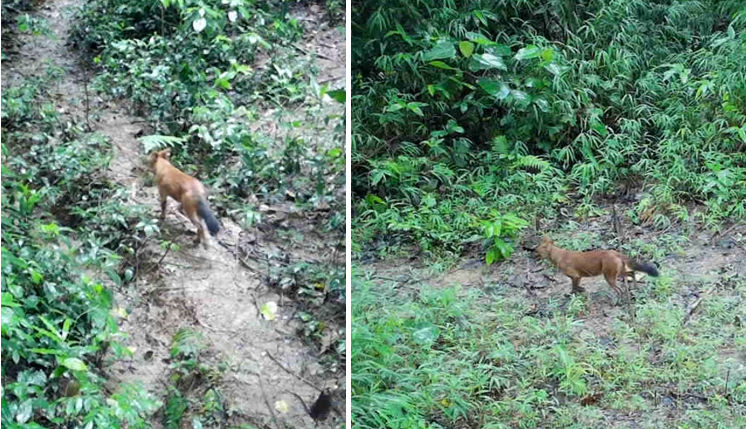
left=2, top=0, right=345, bottom=427
left=352, top=0, right=746, bottom=259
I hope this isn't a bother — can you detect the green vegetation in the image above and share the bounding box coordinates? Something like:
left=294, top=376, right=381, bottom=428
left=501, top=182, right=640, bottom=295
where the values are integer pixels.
left=163, top=329, right=231, bottom=429
left=2, top=68, right=158, bottom=429
left=352, top=272, right=746, bottom=428
left=352, top=0, right=746, bottom=258
left=3, top=0, right=345, bottom=427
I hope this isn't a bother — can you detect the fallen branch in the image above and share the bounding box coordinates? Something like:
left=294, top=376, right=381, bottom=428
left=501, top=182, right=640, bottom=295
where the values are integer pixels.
left=709, top=223, right=740, bottom=245
left=683, top=283, right=719, bottom=325
left=258, top=375, right=281, bottom=429
left=266, top=351, right=323, bottom=393
left=292, top=44, right=337, bottom=62
left=317, top=75, right=344, bottom=84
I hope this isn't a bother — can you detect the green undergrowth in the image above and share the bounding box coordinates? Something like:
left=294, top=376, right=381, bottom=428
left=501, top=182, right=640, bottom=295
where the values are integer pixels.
left=352, top=0, right=746, bottom=259
left=2, top=70, right=160, bottom=426
left=162, top=329, right=233, bottom=429
left=351, top=269, right=746, bottom=429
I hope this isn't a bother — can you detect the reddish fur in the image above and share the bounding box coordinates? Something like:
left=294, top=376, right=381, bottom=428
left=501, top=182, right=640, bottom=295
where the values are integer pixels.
left=149, top=149, right=212, bottom=248
left=536, top=235, right=657, bottom=301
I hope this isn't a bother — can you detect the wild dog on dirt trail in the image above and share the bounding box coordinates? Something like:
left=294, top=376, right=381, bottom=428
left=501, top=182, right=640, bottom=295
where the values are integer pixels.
left=536, top=235, right=659, bottom=303
left=148, top=149, right=219, bottom=248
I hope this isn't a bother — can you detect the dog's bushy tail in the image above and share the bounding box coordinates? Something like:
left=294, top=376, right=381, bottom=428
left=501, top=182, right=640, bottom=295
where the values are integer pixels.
left=197, top=198, right=220, bottom=236
left=630, top=260, right=659, bottom=277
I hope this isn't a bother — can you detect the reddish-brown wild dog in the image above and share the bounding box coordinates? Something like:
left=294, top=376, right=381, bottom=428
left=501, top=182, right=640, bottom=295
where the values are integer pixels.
left=536, top=235, right=659, bottom=301
left=148, top=149, right=220, bottom=248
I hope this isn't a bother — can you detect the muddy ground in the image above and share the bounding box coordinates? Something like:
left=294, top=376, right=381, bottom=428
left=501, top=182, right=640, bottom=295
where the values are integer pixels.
left=2, top=1, right=346, bottom=428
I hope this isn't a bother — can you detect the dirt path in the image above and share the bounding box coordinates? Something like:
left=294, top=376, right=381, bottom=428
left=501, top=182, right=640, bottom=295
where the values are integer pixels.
left=3, top=1, right=344, bottom=427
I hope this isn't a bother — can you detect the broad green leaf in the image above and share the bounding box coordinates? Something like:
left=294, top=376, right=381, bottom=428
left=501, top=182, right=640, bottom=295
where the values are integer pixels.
left=371, top=170, right=385, bottom=186
left=535, top=98, right=550, bottom=112
left=459, top=41, right=474, bottom=58
left=545, top=63, right=562, bottom=76
left=468, top=53, right=506, bottom=71
left=495, top=238, right=512, bottom=259
left=1, top=293, right=20, bottom=307
left=478, top=79, right=511, bottom=100
left=477, top=79, right=500, bottom=95
left=514, top=45, right=541, bottom=60
left=62, top=358, right=88, bottom=372
left=473, top=10, right=487, bottom=25
left=489, top=44, right=512, bottom=56
left=16, top=400, right=33, bottom=423
left=422, top=42, right=456, bottom=61
left=29, top=269, right=43, bottom=284
left=540, top=48, right=554, bottom=62
left=407, top=103, right=425, bottom=116
left=387, top=103, right=404, bottom=112
left=215, top=77, right=231, bottom=90
left=484, top=223, right=495, bottom=238
left=328, top=89, right=346, bottom=104
left=486, top=248, right=497, bottom=265
left=496, top=84, right=512, bottom=100
left=511, top=90, right=530, bottom=104
left=2, top=247, right=27, bottom=269
left=465, top=32, right=497, bottom=46
left=429, top=61, right=459, bottom=71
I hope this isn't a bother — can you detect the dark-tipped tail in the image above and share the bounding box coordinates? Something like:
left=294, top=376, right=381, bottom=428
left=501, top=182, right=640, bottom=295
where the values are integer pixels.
left=630, top=260, right=659, bottom=277
left=197, top=198, right=220, bottom=236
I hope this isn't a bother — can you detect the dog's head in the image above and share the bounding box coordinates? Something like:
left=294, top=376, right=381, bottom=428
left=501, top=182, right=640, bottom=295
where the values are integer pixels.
left=148, top=149, right=171, bottom=169
left=536, top=235, right=554, bottom=259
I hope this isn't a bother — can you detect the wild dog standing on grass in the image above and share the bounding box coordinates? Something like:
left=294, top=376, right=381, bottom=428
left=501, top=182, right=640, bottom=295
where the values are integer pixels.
left=148, top=149, right=219, bottom=248
left=536, top=236, right=659, bottom=303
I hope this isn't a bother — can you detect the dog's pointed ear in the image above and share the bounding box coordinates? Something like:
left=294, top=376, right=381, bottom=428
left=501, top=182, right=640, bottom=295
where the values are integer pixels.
left=160, top=148, right=171, bottom=160
left=541, top=235, right=551, bottom=243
